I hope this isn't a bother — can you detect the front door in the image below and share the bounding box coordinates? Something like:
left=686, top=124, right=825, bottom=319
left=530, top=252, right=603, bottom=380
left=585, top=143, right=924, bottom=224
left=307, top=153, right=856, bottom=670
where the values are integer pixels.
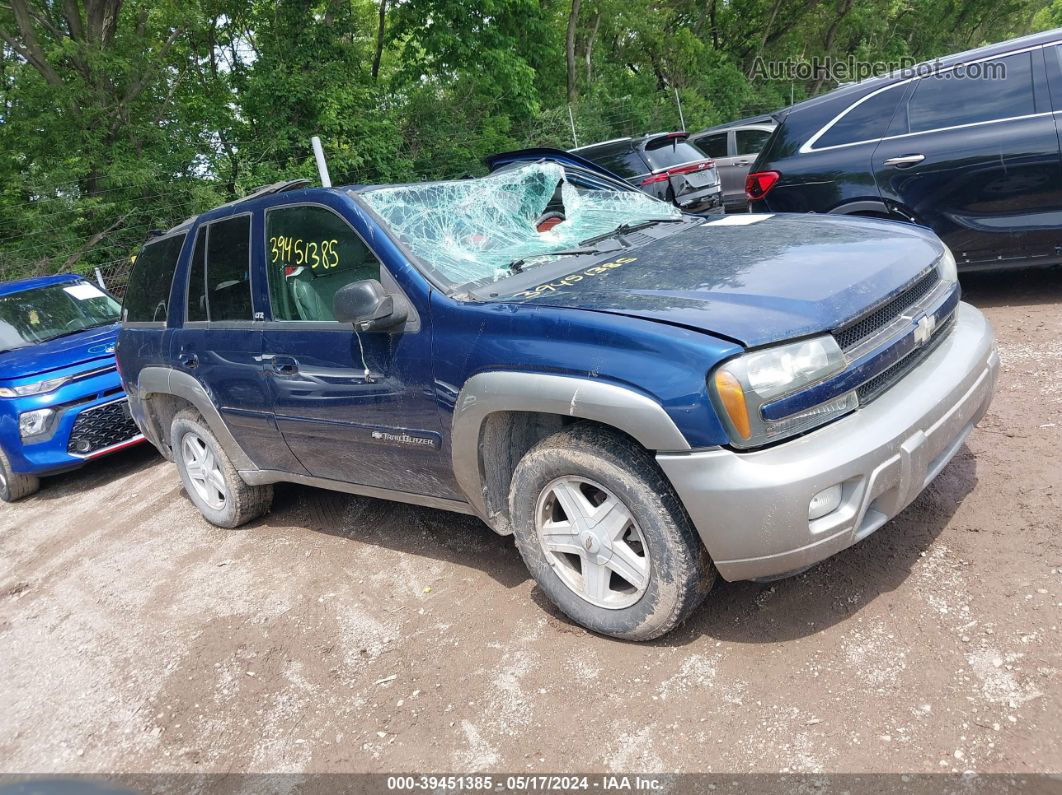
left=873, top=48, right=1062, bottom=265
left=260, top=202, right=452, bottom=497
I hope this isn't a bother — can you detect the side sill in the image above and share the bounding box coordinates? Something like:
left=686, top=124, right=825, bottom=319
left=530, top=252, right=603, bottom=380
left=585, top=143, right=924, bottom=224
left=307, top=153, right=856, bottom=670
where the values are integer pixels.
left=238, top=469, right=478, bottom=517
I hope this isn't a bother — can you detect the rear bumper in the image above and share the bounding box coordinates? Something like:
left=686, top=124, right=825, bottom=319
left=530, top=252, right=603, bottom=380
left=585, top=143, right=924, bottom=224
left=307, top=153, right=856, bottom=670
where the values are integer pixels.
left=657, top=301, right=998, bottom=581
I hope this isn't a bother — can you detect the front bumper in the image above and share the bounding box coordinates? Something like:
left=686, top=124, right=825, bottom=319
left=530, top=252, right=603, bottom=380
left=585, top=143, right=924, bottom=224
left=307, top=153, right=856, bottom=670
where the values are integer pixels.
left=1, top=369, right=144, bottom=476
left=657, top=301, right=998, bottom=581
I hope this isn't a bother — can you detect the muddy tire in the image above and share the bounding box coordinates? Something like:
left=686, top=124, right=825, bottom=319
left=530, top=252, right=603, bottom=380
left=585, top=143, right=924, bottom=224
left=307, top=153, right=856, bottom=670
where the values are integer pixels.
left=509, top=422, right=715, bottom=641
left=0, top=446, right=40, bottom=503
left=170, top=409, right=272, bottom=528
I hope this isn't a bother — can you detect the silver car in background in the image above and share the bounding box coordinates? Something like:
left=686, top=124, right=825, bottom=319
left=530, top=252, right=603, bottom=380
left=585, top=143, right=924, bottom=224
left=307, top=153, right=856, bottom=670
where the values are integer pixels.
left=690, top=115, right=777, bottom=212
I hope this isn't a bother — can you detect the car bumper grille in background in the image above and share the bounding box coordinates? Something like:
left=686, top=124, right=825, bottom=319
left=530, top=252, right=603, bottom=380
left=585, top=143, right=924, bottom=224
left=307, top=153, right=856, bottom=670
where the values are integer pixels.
left=67, top=399, right=142, bottom=457
left=857, top=313, right=956, bottom=406
left=834, top=268, right=941, bottom=351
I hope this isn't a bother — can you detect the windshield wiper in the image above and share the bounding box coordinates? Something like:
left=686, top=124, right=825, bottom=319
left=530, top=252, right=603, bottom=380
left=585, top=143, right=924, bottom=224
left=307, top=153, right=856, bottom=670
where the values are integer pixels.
left=42, top=320, right=117, bottom=343
left=579, top=217, right=686, bottom=247
left=507, top=248, right=604, bottom=274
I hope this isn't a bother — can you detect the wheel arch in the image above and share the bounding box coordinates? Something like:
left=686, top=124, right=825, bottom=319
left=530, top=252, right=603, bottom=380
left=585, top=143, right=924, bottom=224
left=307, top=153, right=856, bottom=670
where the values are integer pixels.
left=134, top=367, right=256, bottom=471
left=452, top=372, right=691, bottom=534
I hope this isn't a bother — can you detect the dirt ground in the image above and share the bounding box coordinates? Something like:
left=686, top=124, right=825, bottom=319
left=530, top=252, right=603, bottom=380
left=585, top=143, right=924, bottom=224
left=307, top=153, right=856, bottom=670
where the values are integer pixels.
left=0, top=268, right=1059, bottom=778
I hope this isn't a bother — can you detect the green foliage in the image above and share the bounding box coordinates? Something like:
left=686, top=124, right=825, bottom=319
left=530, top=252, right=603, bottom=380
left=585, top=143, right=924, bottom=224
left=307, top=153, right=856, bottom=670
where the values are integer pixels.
left=0, top=0, right=1055, bottom=280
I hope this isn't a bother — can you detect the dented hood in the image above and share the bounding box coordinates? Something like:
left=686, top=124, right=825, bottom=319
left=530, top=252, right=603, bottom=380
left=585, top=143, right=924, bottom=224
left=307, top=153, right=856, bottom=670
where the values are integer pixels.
left=497, top=214, right=946, bottom=348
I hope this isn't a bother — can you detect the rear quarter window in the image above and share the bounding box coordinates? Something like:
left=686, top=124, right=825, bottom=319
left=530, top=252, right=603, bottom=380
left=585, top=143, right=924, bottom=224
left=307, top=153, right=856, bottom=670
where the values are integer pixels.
left=122, top=233, right=186, bottom=324
left=812, top=82, right=907, bottom=149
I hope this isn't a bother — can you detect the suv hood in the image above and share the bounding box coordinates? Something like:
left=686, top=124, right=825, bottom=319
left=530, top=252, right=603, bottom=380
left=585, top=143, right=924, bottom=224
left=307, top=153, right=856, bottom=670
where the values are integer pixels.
left=0, top=323, right=119, bottom=381
left=499, top=214, right=945, bottom=347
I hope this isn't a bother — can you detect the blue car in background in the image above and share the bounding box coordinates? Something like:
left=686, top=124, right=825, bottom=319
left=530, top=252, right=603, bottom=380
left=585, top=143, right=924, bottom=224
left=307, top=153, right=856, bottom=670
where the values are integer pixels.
left=0, top=274, right=143, bottom=501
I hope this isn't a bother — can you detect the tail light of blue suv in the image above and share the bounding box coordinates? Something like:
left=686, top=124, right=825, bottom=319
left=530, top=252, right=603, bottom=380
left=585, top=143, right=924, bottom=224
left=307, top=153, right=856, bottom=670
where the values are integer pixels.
left=745, top=171, right=780, bottom=201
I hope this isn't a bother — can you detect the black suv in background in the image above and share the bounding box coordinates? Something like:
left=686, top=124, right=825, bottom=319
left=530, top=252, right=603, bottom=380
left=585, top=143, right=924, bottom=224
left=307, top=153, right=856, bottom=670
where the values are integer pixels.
left=571, top=132, right=723, bottom=213
left=748, top=29, right=1062, bottom=271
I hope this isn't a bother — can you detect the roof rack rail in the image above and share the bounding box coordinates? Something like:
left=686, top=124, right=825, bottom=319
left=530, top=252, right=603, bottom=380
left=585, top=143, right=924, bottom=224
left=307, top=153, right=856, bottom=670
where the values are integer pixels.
left=165, top=179, right=313, bottom=234
left=219, top=178, right=313, bottom=209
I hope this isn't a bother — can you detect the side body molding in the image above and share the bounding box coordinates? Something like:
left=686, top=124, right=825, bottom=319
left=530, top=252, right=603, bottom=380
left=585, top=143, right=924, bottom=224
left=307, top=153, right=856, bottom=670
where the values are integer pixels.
left=451, top=371, right=692, bottom=518
left=136, top=366, right=257, bottom=472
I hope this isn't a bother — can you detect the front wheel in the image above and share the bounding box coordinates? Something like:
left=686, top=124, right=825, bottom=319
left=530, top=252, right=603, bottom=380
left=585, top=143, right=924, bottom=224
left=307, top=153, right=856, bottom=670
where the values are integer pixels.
left=508, top=423, right=716, bottom=641
left=0, top=446, right=39, bottom=503
left=171, top=409, right=272, bottom=528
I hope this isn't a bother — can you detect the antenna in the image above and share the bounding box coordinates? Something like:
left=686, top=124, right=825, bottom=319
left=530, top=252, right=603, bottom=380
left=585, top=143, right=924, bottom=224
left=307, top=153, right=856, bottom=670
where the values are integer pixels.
left=311, top=136, right=332, bottom=188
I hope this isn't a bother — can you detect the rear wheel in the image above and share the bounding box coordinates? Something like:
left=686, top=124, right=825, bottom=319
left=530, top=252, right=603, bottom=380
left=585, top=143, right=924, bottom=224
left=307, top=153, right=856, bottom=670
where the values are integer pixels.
left=0, top=446, right=40, bottom=503
left=170, top=409, right=272, bottom=528
left=509, top=423, right=715, bottom=641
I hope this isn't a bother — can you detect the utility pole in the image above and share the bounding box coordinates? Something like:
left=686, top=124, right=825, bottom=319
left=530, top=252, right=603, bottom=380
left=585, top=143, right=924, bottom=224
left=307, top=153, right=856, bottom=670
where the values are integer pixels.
left=311, top=136, right=332, bottom=187
left=674, top=88, right=686, bottom=130
left=568, top=105, right=579, bottom=147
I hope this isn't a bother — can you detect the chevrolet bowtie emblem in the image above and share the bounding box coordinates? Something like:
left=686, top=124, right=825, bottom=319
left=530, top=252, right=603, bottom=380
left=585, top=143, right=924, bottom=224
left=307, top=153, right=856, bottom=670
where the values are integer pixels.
left=913, top=314, right=936, bottom=346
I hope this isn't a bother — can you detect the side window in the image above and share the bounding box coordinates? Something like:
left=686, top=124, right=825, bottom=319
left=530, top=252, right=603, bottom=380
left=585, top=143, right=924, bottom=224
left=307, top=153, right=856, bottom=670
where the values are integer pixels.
left=204, top=215, right=253, bottom=322
left=694, top=132, right=729, bottom=159
left=265, top=205, right=381, bottom=322
left=186, top=230, right=207, bottom=322
left=123, top=233, right=186, bottom=323
left=735, top=128, right=773, bottom=156
left=590, top=148, right=645, bottom=179
left=814, top=83, right=907, bottom=149
left=905, top=51, right=1034, bottom=134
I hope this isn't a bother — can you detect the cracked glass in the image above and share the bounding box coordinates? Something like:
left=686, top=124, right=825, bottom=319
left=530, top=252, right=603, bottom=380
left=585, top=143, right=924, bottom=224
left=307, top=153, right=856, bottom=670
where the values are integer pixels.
left=359, top=162, right=680, bottom=287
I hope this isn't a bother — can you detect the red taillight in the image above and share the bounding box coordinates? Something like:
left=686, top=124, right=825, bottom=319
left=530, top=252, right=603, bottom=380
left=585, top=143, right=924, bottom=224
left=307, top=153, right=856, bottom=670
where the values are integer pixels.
left=641, top=160, right=715, bottom=186
left=745, top=171, right=780, bottom=200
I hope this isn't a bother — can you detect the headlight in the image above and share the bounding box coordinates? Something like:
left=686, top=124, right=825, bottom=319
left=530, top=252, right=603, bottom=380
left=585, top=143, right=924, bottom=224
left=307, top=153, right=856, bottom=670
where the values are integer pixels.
left=710, top=336, right=854, bottom=448
left=937, top=246, right=958, bottom=283
left=0, top=376, right=71, bottom=398
left=19, top=408, right=55, bottom=439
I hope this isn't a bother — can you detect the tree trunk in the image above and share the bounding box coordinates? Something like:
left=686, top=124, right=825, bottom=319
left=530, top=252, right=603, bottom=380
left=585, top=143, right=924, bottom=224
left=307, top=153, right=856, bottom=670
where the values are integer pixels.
left=372, top=0, right=387, bottom=80
left=584, top=12, right=600, bottom=85
left=566, top=0, right=581, bottom=104
left=810, top=0, right=854, bottom=94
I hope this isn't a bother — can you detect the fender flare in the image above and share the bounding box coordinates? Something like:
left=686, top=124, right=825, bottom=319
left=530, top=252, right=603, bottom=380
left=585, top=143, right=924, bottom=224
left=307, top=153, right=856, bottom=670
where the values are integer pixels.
left=451, top=371, right=691, bottom=518
left=136, top=366, right=257, bottom=471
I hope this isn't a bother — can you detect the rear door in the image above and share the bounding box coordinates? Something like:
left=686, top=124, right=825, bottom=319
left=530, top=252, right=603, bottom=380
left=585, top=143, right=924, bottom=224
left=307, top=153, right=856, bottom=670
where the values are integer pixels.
left=692, top=131, right=740, bottom=206
left=172, top=213, right=298, bottom=471
left=872, top=48, right=1062, bottom=265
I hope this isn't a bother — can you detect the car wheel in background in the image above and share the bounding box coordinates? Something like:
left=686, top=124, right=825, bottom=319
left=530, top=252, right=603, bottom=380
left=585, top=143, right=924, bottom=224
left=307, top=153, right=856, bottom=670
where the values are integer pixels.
left=170, top=408, right=272, bottom=528
left=508, top=422, right=716, bottom=641
left=0, top=447, right=40, bottom=502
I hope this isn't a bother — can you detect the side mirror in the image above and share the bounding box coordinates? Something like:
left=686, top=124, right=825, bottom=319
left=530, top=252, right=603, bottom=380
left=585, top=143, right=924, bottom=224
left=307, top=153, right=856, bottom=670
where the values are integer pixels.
left=333, top=279, right=408, bottom=331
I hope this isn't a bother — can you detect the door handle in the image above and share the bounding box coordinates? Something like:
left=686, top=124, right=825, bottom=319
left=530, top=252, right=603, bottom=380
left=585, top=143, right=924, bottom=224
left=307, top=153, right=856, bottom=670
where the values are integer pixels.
left=268, top=355, right=299, bottom=375
left=883, top=154, right=925, bottom=168
left=179, top=352, right=198, bottom=369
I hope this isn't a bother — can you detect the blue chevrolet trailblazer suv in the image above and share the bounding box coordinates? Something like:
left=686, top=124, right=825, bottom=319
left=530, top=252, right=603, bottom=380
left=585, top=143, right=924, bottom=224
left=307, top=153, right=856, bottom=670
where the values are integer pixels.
left=116, top=150, right=999, bottom=640
left=0, top=274, right=143, bottom=501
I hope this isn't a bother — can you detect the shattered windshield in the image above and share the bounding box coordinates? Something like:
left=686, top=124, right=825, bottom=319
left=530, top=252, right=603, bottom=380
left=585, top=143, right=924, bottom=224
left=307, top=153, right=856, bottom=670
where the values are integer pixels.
left=359, top=162, right=681, bottom=287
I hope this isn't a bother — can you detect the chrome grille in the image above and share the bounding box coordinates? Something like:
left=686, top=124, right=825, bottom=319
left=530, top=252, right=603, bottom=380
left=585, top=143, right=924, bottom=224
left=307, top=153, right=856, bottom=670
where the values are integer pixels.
left=856, top=314, right=956, bottom=406
left=834, top=269, right=941, bottom=351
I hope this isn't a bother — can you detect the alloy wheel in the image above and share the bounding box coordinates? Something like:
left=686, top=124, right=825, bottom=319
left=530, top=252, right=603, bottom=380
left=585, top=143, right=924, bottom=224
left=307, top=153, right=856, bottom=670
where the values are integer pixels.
left=182, top=432, right=228, bottom=511
left=534, top=476, right=650, bottom=609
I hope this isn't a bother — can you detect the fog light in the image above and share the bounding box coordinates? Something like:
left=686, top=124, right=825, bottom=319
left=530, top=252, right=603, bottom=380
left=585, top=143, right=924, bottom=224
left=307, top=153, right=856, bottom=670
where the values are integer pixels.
left=809, top=483, right=843, bottom=521
left=76, top=439, right=92, bottom=453
left=19, top=408, right=54, bottom=439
